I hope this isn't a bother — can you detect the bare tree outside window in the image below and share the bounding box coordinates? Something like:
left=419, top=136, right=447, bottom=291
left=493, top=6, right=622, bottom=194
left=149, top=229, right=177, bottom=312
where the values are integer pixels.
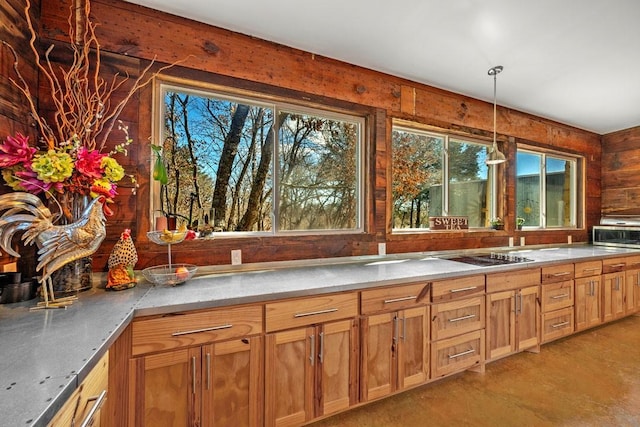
left=156, top=84, right=363, bottom=234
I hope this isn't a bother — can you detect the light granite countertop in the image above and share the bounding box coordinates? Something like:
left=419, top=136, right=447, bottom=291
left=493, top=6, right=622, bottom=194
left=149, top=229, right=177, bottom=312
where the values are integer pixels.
left=1, top=243, right=638, bottom=426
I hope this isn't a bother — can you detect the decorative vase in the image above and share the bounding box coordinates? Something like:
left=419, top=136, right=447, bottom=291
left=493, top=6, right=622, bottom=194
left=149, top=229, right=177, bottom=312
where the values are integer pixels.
left=49, top=194, right=94, bottom=296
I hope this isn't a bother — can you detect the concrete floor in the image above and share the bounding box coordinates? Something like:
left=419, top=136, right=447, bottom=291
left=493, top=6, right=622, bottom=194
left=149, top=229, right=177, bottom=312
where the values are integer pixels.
left=311, top=314, right=640, bottom=427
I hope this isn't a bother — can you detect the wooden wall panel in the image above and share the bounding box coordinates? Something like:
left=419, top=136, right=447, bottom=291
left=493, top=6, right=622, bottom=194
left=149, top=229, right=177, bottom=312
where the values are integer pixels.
left=0, top=0, right=40, bottom=272
left=9, top=0, right=609, bottom=272
left=602, top=126, right=640, bottom=214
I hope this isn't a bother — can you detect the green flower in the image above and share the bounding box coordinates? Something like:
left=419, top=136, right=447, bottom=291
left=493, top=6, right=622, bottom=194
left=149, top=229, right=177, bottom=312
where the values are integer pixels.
left=101, top=156, right=125, bottom=182
left=31, top=150, right=74, bottom=183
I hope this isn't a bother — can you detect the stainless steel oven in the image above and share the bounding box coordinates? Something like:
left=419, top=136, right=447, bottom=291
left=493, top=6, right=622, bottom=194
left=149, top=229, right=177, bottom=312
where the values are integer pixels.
left=593, top=216, right=640, bottom=248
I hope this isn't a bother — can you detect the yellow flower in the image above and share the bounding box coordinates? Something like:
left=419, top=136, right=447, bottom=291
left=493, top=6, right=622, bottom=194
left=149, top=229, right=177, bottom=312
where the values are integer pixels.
left=31, top=149, right=74, bottom=183
left=101, top=156, right=125, bottom=182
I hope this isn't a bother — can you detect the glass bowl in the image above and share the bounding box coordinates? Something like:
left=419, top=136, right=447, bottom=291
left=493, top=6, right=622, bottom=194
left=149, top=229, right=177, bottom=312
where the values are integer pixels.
left=147, top=230, right=187, bottom=245
left=142, top=264, right=197, bottom=286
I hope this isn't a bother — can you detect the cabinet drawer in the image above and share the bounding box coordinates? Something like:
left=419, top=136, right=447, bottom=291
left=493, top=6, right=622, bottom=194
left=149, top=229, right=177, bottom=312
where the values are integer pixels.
left=361, top=282, right=430, bottom=315
left=266, top=292, right=358, bottom=332
left=431, top=275, right=485, bottom=302
left=48, top=351, right=109, bottom=426
left=541, top=264, right=574, bottom=284
left=541, top=280, right=574, bottom=312
left=431, top=296, right=485, bottom=341
left=431, top=329, right=484, bottom=378
left=542, top=307, right=574, bottom=343
left=132, top=305, right=263, bottom=356
left=625, top=255, right=640, bottom=271
left=602, top=257, right=627, bottom=273
left=574, top=260, right=602, bottom=278
left=486, top=268, right=541, bottom=293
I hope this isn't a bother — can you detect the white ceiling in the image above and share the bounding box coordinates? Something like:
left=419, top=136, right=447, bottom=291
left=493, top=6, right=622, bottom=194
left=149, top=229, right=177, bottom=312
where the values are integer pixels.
left=126, top=0, right=640, bottom=134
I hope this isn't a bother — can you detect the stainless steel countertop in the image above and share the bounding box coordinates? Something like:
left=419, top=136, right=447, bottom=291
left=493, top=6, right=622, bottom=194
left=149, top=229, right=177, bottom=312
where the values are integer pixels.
left=1, top=244, right=638, bottom=426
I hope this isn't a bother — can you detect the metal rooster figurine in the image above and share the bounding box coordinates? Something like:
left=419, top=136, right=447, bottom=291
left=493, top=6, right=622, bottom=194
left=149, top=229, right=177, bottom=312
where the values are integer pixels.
left=0, top=191, right=112, bottom=309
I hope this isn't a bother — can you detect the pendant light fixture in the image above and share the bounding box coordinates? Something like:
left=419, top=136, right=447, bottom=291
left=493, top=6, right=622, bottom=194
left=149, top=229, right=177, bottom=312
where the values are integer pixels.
left=486, top=65, right=506, bottom=165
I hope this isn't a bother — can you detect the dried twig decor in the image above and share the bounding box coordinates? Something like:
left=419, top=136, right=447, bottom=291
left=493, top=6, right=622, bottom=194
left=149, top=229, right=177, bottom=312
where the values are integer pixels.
left=2, top=0, right=177, bottom=153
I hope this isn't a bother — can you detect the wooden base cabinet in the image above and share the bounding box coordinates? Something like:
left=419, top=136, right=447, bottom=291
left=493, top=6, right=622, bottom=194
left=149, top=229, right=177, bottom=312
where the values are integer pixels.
left=48, top=351, right=109, bottom=427
left=574, top=260, right=602, bottom=332
left=486, top=269, right=541, bottom=362
left=602, top=271, right=625, bottom=323
left=574, top=276, right=602, bottom=331
left=265, top=319, right=358, bottom=426
left=624, top=256, right=640, bottom=314
left=131, top=336, right=263, bottom=427
left=129, top=305, right=264, bottom=426
left=486, top=283, right=540, bottom=361
left=540, top=264, right=575, bottom=344
left=264, top=293, right=359, bottom=426
left=360, top=306, right=429, bottom=401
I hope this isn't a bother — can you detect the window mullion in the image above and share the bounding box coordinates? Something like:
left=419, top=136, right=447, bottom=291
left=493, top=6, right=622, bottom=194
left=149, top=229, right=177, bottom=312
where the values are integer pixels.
left=540, top=154, right=547, bottom=228
left=443, top=137, right=449, bottom=216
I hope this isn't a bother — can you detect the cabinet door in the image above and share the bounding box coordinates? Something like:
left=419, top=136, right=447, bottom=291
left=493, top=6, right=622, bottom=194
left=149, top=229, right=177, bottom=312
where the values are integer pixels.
left=265, top=327, right=314, bottom=427
left=574, top=276, right=602, bottom=331
left=603, top=272, right=625, bottom=322
left=486, top=290, right=516, bottom=360
left=317, top=319, right=358, bottom=417
left=131, top=348, right=201, bottom=427
left=202, top=336, right=263, bottom=427
left=516, top=285, right=540, bottom=352
left=49, top=351, right=109, bottom=427
left=397, top=306, right=429, bottom=390
left=625, top=269, right=640, bottom=314
left=360, top=312, right=395, bottom=401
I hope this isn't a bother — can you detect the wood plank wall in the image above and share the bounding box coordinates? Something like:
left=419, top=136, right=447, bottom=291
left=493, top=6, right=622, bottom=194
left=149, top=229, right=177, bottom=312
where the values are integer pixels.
left=1, top=0, right=612, bottom=272
left=0, top=0, right=40, bottom=272
left=601, top=126, right=640, bottom=214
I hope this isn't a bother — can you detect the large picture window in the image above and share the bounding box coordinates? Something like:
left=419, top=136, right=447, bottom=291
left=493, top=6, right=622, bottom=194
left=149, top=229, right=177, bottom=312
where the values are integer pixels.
left=154, top=82, right=364, bottom=235
left=516, top=149, right=577, bottom=228
left=392, top=125, right=495, bottom=230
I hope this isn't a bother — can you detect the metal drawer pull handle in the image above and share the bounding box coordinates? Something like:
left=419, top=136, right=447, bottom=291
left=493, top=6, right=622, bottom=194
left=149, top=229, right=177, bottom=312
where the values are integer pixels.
left=206, top=353, right=211, bottom=390
left=449, top=286, right=477, bottom=293
left=294, top=308, right=338, bottom=318
left=551, top=321, right=570, bottom=329
left=609, top=263, right=625, bottom=268
left=448, top=348, right=475, bottom=359
left=582, top=267, right=599, bottom=272
left=551, top=293, right=570, bottom=299
left=448, top=314, right=476, bottom=323
left=191, top=356, right=197, bottom=395
left=384, top=296, right=417, bottom=304
left=79, top=389, right=107, bottom=427
left=309, top=335, right=315, bottom=366
left=172, top=324, right=233, bottom=336
left=551, top=272, right=571, bottom=277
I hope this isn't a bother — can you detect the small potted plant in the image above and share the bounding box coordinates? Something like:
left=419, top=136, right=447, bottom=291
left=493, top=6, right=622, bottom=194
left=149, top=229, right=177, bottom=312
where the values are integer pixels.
left=490, top=217, right=504, bottom=230
left=516, top=217, right=525, bottom=230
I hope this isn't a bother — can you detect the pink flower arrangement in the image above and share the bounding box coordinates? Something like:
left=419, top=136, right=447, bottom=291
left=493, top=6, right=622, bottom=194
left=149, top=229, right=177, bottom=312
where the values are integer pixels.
left=0, top=130, right=130, bottom=200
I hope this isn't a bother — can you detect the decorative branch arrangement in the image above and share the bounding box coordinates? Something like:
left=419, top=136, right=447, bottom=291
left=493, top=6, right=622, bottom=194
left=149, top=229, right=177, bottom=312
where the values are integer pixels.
left=0, top=0, right=185, bottom=308
left=2, top=0, right=174, bottom=154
